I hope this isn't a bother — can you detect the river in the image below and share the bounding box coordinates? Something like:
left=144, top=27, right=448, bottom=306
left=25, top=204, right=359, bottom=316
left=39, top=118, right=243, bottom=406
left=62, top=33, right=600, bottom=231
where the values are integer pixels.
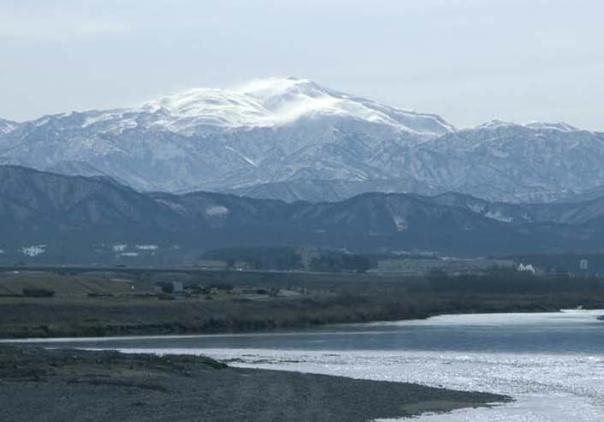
left=13, top=310, right=604, bottom=421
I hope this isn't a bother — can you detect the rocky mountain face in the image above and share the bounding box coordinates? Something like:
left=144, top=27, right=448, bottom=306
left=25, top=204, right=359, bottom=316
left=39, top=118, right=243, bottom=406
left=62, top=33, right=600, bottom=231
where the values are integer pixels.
left=2, top=78, right=602, bottom=203
left=1, top=165, right=603, bottom=264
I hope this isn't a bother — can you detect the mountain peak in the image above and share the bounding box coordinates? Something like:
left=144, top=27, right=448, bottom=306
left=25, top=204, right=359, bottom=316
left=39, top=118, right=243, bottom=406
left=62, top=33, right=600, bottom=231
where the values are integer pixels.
left=236, top=76, right=322, bottom=95
left=140, top=77, right=454, bottom=136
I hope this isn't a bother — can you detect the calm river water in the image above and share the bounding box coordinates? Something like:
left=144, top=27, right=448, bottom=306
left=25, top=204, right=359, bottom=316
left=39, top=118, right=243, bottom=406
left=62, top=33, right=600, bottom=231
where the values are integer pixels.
left=13, top=310, right=604, bottom=421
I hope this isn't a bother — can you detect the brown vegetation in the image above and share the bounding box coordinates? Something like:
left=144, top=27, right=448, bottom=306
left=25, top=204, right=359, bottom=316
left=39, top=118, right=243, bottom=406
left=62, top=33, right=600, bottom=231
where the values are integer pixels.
left=1, top=267, right=603, bottom=338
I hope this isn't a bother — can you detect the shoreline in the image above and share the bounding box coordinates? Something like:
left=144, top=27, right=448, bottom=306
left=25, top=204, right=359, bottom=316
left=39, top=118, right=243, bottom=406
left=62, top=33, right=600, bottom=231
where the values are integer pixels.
left=3, top=267, right=604, bottom=340
left=0, top=345, right=508, bottom=422
left=2, top=306, right=601, bottom=343
left=0, top=297, right=591, bottom=340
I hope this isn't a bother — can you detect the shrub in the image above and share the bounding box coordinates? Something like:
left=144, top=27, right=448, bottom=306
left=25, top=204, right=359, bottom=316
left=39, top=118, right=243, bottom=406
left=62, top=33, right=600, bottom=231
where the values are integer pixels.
left=22, top=288, right=55, bottom=298
left=155, top=282, right=174, bottom=294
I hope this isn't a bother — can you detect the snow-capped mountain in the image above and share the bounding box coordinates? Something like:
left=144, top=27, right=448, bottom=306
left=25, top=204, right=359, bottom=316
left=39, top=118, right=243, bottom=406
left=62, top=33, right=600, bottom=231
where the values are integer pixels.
left=0, top=77, right=602, bottom=203
left=414, top=121, right=604, bottom=202
left=140, top=77, right=454, bottom=136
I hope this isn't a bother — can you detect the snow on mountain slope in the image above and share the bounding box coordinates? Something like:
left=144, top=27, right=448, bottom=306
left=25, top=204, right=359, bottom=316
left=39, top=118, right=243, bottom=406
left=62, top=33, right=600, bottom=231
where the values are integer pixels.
left=413, top=122, right=604, bottom=202
left=0, top=77, right=457, bottom=193
left=477, top=120, right=580, bottom=133
left=142, top=88, right=271, bottom=131
left=141, top=77, right=455, bottom=136
left=237, top=77, right=455, bottom=135
left=0, top=77, right=603, bottom=203
left=0, top=119, right=17, bottom=135
left=524, top=121, right=578, bottom=132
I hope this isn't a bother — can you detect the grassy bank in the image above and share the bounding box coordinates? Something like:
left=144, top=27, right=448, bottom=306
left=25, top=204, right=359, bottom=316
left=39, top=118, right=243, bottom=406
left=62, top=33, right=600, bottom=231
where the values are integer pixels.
left=1, top=268, right=603, bottom=338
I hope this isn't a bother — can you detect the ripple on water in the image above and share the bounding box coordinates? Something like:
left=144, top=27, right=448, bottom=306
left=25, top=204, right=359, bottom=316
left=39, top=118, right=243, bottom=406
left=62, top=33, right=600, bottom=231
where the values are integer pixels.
left=111, top=347, right=604, bottom=422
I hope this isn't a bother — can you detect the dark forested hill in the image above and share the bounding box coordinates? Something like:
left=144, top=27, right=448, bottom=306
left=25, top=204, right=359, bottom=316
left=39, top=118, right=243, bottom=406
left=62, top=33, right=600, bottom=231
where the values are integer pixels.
left=1, top=165, right=603, bottom=265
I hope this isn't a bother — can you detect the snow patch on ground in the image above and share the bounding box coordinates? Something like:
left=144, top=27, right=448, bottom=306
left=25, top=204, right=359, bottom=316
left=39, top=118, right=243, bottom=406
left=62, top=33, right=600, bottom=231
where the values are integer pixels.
left=392, top=215, right=408, bottom=231
left=135, top=244, right=158, bottom=251
left=155, top=199, right=187, bottom=213
left=206, top=205, right=230, bottom=217
left=20, top=245, right=46, bottom=257
left=112, top=244, right=127, bottom=252
left=225, top=146, right=257, bottom=166
left=468, top=203, right=487, bottom=213
left=485, top=210, right=514, bottom=223
left=119, top=252, right=139, bottom=257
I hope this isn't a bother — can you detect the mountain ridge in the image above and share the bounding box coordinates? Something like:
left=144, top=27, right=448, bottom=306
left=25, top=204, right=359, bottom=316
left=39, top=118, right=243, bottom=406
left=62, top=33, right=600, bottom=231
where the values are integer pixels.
left=1, top=77, right=603, bottom=203
left=1, top=165, right=604, bottom=265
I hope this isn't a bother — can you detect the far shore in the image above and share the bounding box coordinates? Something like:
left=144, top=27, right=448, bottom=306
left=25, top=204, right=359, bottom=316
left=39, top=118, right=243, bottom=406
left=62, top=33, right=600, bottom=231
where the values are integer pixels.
left=1, top=297, right=601, bottom=340
left=2, top=308, right=602, bottom=345
left=3, top=267, right=604, bottom=339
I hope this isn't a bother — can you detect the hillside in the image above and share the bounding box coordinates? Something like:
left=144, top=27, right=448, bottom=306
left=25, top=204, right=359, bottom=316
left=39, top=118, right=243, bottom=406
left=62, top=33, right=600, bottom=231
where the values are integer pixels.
left=1, top=165, right=604, bottom=264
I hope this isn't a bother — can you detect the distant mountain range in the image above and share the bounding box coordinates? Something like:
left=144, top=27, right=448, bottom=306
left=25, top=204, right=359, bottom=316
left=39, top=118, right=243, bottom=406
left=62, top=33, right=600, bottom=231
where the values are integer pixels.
left=1, top=77, right=603, bottom=203
left=1, top=165, right=603, bottom=264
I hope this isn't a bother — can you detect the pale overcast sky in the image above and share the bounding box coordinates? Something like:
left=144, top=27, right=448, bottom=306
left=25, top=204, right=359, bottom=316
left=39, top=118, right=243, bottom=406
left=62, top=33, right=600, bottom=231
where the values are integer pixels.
left=1, top=0, right=603, bottom=130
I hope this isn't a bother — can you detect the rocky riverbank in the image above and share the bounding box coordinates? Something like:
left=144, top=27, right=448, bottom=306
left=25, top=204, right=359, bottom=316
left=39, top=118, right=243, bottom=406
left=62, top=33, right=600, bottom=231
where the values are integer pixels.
left=0, top=345, right=508, bottom=421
